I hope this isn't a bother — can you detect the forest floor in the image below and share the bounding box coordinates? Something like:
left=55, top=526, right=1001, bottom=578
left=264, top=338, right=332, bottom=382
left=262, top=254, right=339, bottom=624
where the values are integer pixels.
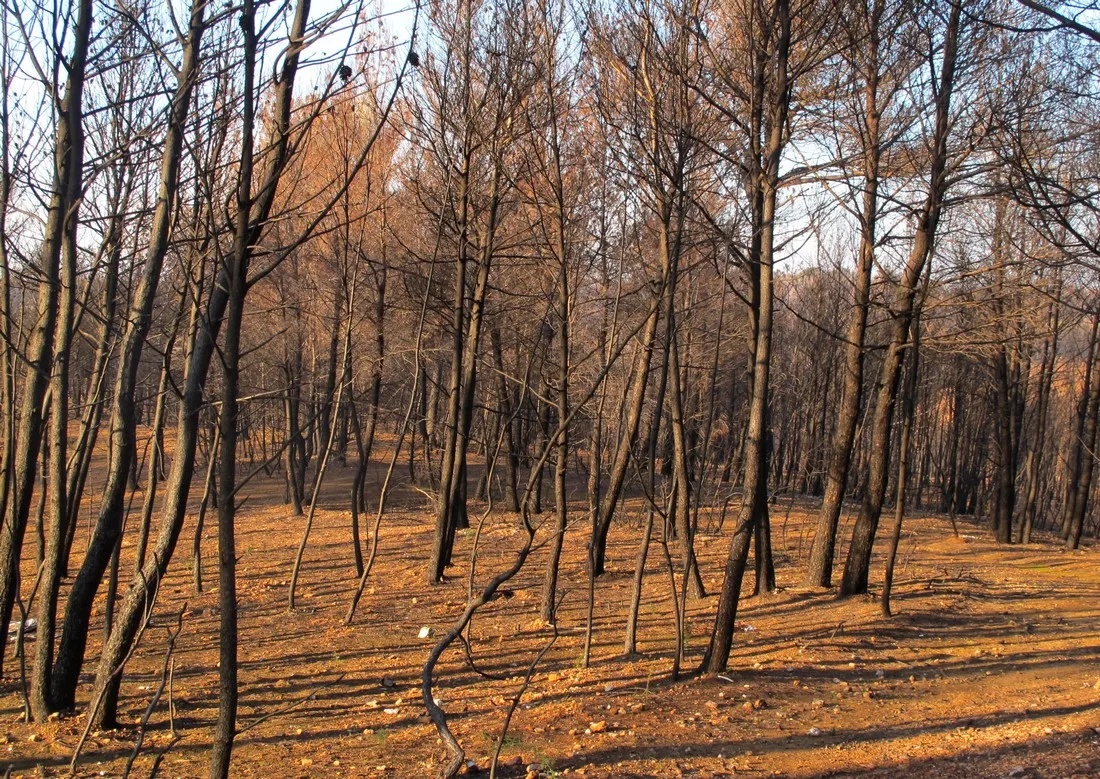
left=2, top=461, right=1099, bottom=778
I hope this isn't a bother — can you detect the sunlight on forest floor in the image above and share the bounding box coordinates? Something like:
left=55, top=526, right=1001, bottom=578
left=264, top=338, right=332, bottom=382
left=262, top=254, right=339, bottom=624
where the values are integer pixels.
left=2, top=467, right=1098, bottom=778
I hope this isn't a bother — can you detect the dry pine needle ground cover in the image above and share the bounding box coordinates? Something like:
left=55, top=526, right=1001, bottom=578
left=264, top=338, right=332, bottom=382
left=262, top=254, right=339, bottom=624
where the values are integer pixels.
left=2, top=463, right=1098, bottom=778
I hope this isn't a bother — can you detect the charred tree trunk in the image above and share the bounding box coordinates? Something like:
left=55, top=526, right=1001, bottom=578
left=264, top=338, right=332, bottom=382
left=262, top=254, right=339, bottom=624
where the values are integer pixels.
left=0, top=0, right=92, bottom=682
left=1066, top=310, right=1100, bottom=550
left=702, top=0, right=790, bottom=674
left=805, top=0, right=884, bottom=587
left=87, top=0, right=308, bottom=724
left=840, top=0, right=961, bottom=597
left=49, top=0, right=208, bottom=710
left=491, top=328, right=521, bottom=512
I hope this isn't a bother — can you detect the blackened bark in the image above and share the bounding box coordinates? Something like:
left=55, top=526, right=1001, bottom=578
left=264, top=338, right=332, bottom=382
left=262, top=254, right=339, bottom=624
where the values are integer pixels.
left=50, top=0, right=208, bottom=710
left=702, top=0, right=790, bottom=674
left=0, top=0, right=92, bottom=681
left=805, top=0, right=884, bottom=587
left=840, top=0, right=961, bottom=597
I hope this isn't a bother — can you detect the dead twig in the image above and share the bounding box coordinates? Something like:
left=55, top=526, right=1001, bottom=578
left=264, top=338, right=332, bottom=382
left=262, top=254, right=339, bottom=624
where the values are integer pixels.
left=71, top=560, right=169, bottom=774
left=236, top=672, right=348, bottom=735
left=489, top=596, right=563, bottom=779
left=122, top=604, right=186, bottom=779
left=146, top=733, right=185, bottom=779
left=456, top=632, right=507, bottom=681
left=168, top=659, right=176, bottom=736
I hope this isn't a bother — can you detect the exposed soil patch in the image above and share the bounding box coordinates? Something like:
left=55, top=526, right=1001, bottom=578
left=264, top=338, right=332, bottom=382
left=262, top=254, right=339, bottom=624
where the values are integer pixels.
left=2, top=469, right=1097, bottom=778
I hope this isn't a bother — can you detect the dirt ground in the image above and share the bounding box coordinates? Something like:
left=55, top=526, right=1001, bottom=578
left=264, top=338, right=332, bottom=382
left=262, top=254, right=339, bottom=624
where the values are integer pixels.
left=2, top=461, right=1098, bottom=778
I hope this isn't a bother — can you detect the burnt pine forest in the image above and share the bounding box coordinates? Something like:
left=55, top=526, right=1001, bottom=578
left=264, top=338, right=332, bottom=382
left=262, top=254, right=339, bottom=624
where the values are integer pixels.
left=0, top=0, right=1099, bottom=776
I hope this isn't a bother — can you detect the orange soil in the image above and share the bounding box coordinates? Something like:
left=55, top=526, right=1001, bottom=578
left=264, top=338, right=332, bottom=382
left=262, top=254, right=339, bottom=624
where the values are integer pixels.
left=2, top=465, right=1098, bottom=778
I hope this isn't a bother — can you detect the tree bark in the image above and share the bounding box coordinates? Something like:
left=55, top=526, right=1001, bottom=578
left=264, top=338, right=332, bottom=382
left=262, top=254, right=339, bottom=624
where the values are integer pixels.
left=50, top=0, right=208, bottom=710
left=840, top=0, right=961, bottom=597
left=805, top=0, right=884, bottom=587
left=0, top=0, right=92, bottom=682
